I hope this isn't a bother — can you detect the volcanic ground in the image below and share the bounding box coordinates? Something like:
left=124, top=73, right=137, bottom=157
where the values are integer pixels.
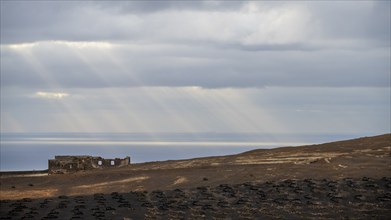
left=1, top=134, right=390, bottom=219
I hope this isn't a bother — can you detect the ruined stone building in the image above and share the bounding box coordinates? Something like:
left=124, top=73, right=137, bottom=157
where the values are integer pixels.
left=48, top=155, right=130, bottom=174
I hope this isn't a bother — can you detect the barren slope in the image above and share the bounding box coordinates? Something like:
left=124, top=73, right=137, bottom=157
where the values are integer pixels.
left=1, top=134, right=390, bottom=200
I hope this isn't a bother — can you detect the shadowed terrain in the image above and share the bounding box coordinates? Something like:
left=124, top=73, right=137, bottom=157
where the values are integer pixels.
left=1, top=134, right=390, bottom=219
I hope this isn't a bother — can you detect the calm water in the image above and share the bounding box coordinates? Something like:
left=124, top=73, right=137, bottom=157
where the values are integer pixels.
left=0, top=132, right=363, bottom=171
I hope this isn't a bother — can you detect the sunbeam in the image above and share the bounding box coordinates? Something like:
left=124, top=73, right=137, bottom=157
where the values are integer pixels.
left=102, top=47, right=203, bottom=134
left=5, top=42, right=95, bottom=132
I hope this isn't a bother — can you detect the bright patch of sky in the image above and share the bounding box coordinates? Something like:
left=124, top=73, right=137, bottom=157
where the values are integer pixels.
left=1, top=1, right=390, bottom=135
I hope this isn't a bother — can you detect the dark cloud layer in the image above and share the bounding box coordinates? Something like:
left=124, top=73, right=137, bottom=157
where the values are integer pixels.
left=102, top=1, right=246, bottom=13
left=1, top=1, right=389, bottom=46
left=0, top=1, right=245, bottom=44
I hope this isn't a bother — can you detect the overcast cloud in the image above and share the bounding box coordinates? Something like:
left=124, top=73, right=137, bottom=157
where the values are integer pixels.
left=0, top=1, right=390, bottom=134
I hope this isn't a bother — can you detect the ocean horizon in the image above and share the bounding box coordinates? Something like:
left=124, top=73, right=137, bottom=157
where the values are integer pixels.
left=0, top=132, right=373, bottom=171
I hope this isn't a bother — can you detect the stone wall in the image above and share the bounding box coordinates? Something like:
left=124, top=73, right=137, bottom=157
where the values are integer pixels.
left=48, top=155, right=130, bottom=174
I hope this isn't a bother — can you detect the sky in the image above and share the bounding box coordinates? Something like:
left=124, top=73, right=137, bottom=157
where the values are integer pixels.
left=0, top=1, right=390, bottom=135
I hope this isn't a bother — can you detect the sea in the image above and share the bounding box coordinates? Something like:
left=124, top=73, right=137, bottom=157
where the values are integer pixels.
left=0, top=132, right=366, bottom=171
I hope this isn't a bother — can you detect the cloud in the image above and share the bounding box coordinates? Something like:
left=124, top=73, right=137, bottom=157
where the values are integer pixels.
left=0, top=1, right=389, bottom=134
left=3, top=2, right=310, bottom=47
left=1, top=87, right=389, bottom=134
left=97, top=1, right=246, bottom=14
left=295, top=109, right=324, bottom=113
left=1, top=40, right=389, bottom=89
left=307, top=1, right=390, bottom=47
left=35, top=91, right=69, bottom=99
left=1, top=1, right=389, bottom=90
left=1, top=1, right=389, bottom=50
